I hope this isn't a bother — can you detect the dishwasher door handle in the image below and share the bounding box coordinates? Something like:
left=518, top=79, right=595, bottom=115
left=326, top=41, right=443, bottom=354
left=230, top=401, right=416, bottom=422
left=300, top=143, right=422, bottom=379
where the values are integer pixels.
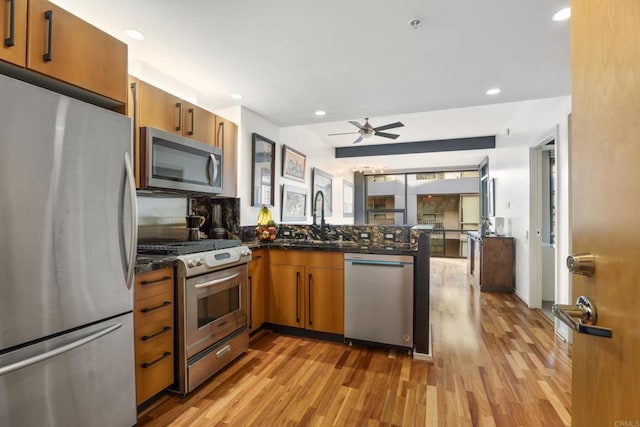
left=349, top=260, right=407, bottom=267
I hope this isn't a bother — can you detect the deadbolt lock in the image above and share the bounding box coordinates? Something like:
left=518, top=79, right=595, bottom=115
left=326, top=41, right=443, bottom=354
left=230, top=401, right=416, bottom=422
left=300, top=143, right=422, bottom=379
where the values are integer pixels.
left=566, top=253, right=596, bottom=276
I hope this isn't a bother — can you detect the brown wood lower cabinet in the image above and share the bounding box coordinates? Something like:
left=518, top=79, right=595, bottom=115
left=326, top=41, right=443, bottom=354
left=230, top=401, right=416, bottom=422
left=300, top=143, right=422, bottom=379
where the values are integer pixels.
left=248, top=249, right=267, bottom=332
left=467, top=234, right=515, bottom=292
left=134, top=267, right=175, bottom=406
left=268, top=250, right=344, bottom=334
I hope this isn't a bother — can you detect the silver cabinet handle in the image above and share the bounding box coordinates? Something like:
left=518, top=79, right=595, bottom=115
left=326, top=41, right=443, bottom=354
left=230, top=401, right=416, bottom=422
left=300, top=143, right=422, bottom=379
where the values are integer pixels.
left=0, top=323, right=122, bottom=376
left=552, top=296, right=612, bottom=338
left=566, top=253, right=596, bottom=276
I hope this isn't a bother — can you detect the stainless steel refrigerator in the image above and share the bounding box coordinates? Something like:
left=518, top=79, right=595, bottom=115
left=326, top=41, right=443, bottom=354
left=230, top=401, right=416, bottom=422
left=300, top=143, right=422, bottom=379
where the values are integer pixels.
left=0, top=74, right=137, bottom=426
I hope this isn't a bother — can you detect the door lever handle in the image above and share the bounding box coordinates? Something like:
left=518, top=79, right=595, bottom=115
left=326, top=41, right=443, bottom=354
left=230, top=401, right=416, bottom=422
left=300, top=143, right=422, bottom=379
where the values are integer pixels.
left=552, top=296, right=612, bottom=338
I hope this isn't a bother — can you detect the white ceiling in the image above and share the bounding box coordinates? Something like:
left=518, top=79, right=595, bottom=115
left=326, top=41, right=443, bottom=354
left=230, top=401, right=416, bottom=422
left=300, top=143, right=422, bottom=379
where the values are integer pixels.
left=52, top=0, right=570, bottom=146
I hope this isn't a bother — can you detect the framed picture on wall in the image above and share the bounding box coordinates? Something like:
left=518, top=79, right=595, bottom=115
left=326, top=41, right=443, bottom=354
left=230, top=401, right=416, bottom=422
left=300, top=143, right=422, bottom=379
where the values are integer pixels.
left=281, top=184, right=307, bottom=222
left=312, top=168, right=333, bottom=216
left=343, top=180, right=354, bottom=217
left=282, top=145, right=306, bottom=182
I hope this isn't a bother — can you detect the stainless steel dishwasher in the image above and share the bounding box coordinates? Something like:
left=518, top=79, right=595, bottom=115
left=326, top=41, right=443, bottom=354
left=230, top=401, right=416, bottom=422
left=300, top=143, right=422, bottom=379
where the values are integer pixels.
left=344, top=253, right=414, bottom=349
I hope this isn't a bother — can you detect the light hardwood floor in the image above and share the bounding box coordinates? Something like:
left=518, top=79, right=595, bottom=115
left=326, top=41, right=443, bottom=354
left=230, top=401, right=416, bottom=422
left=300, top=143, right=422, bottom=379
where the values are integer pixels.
left=138, top=258, right=571, bottom=426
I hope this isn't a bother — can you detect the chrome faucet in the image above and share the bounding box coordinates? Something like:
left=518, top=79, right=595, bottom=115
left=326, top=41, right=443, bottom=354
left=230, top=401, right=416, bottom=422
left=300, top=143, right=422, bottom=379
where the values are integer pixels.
left=312, top=190, right=326, bottom=240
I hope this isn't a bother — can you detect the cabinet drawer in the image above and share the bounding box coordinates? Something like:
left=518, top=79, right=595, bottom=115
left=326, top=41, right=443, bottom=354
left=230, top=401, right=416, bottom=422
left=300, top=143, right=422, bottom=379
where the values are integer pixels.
left=135, top=268, right=174, bottom=301
left=135, top=329, right=173, bottom=362
left=135, top=292, right=173, bottom=320
left=135, top=349, right=174, bottom=405
left=134, top=299, right=173, bottom=342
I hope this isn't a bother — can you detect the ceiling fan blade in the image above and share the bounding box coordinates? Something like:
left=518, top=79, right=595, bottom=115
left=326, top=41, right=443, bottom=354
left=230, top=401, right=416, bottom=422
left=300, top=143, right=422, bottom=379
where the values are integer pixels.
left=373, top=121, right=404, bottom=131
left=353, top=135, right=364, bottom=144
left=374, top=131, right=400, bottom=139
left=328, top=131, right=359, bottom=136
left=348, top=120, right=364, bottom=129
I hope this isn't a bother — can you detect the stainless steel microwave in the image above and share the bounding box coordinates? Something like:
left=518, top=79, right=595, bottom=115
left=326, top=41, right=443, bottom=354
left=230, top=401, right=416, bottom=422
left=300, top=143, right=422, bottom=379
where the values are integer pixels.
left=140, top=127, right=222, bottom=194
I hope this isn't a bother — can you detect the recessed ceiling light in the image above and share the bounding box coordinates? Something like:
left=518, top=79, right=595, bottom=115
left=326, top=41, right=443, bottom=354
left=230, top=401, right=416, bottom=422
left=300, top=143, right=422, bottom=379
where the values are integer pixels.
left=230, top=93, right=243, bottom=100
left=552, top=7, right=571, bottom=21
left=124, top=29, right=144, bottom=41
left=486, top=88, right=501, bottom=95
left=408, top=18, right=422, bottom=29
left=315, top=110, right=326, bottom=116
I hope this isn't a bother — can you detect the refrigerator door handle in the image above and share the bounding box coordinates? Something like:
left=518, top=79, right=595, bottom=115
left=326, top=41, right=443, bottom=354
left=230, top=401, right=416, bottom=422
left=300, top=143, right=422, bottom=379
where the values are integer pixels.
left=0, top=323, right=123, bottom=377
left=124, top=152, right=138, bottom=289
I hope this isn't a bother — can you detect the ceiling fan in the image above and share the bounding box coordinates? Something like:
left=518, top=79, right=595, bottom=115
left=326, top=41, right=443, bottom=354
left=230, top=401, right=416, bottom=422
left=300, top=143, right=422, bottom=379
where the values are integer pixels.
left=328, top=118, right=404, bottom=144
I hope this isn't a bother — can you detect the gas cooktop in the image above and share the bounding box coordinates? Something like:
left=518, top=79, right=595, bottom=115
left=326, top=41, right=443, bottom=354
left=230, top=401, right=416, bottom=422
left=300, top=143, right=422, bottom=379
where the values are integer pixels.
left=137, top=239, right=241, bottom=255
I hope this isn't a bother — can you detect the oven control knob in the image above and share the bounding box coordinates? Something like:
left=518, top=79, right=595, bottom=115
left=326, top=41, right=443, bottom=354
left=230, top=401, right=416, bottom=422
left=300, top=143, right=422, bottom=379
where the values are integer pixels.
left=195, top=257, right=203, bottom=266
left=187, top=259, right=197, bottom=268
left=241, top=249, right=251, bottom=257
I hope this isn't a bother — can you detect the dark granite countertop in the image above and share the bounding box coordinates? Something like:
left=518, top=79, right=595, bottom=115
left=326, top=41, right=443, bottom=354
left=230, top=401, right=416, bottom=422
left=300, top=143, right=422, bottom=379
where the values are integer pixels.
left=244, top=239, right=416, bottom=256
left=135, top=254, right=178, bottom=274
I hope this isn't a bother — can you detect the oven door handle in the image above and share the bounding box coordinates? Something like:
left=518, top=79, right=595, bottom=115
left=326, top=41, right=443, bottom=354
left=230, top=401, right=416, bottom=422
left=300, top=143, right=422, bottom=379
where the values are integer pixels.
left=194, top=273, right=240, bottom=289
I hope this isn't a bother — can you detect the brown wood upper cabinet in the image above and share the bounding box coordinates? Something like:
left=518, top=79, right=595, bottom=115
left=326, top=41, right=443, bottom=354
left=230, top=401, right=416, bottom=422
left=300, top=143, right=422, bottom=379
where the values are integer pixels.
left=24, top=0, right=127, bottom=104
left=0, top=0, right=27, bottom=66
left=215, top=115, right=238, bottom=197
left=183, top=101, right=216, bottom=146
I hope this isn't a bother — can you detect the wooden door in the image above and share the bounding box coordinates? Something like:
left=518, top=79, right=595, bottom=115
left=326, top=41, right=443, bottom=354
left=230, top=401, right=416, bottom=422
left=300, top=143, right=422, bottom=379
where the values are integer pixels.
left=305, top=267, right=344, bottom=334
left=248, top=249, right=267, bottom=331
left=268, top=264, right=304, bottom=328
left=26, top=0, right=127, bottom=103
left=570, top=1, right=640, bottom=425
left=215, top=115, right=238, bottom=197
left=0, top=0, right=27, bottom=66
left=182, top=101, right=216, bottom=146
left=138, top=81, right=181, bottom=134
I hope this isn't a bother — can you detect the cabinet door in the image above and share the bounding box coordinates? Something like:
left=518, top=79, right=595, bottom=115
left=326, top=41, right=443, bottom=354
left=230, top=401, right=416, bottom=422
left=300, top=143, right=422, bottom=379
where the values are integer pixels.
left=215, top=115, right=238, bottom=197
left=248, top=250, right=267, bottom=331
left=182, top=101, right=216, bottom=146
left=306, top=267, right=344, bottom=334
left=268, top=264, right=304, bottom=328
left=26, top=0, right=127, bottom=103
left=137, top=81, right=181, bottom=134
left=0, top=0, right=27, bottom=66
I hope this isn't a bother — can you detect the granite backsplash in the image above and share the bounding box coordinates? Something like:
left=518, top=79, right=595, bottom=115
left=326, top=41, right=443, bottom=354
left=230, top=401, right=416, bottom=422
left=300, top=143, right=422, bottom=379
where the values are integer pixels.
left=240, top=224, right=431, bottom=250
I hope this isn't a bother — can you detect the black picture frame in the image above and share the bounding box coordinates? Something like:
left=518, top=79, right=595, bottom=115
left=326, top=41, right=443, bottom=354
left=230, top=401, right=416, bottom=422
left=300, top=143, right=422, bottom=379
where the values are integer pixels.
left=251, top=133, right=276, bottom=207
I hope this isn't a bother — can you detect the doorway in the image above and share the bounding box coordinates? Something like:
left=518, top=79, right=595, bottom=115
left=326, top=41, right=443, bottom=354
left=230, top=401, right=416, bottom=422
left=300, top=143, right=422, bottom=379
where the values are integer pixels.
left=529, top=126, right=558, bottom=318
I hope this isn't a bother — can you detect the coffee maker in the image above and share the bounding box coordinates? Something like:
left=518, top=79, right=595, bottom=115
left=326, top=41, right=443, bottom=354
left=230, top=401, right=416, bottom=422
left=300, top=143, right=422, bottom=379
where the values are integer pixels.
left=186, top=215, right=205, bottom=241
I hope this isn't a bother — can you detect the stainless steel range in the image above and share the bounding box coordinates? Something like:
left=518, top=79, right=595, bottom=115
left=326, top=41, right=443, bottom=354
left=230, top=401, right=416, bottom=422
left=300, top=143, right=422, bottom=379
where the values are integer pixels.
left=175, top=244, right=251, bottom=394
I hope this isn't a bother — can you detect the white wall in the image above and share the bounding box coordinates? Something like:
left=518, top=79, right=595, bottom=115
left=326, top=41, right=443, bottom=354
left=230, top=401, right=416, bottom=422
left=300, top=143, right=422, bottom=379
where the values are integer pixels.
left=279, top=126, right=354, bottom=225
left=236, top=108, right=280, bottom=225
left=235, top=108, right=353, bottom=226
left=490, top=96, right=571, bottom=306
left=230, top=97, right=573, bottom=311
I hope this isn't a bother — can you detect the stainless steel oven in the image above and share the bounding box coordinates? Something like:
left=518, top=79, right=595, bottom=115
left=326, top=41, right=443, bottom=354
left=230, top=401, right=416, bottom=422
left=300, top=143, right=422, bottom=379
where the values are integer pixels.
left=140, top=126, right=222, bottom=194
left=175, top=245, right=252, bottom=394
